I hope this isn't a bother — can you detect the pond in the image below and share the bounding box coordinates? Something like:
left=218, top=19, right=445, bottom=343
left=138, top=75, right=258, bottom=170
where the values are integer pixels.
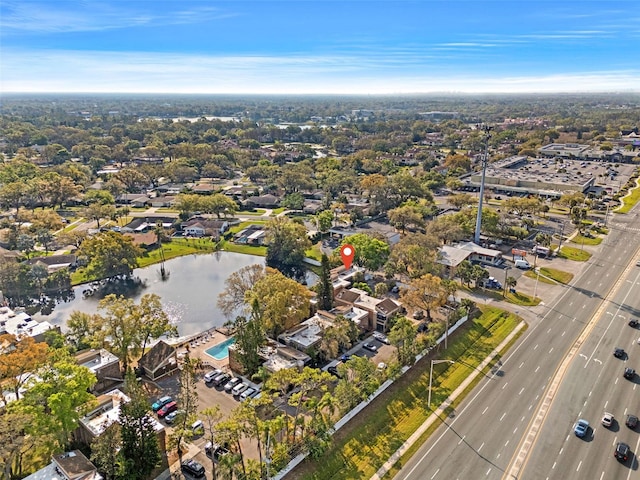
left=32, top=252, right=317, bottom=337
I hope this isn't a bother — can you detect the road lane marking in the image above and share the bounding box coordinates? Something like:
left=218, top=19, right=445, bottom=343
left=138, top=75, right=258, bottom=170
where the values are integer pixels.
left=486, top=468, right=491, bottom=476
left=505, top=440, right=509, bottom=447
left=500, top=412, right=506, bottom=421
left=478, top=442, right=484, bottom=452
left=482, top=406, right=488, bottom=414
left=535, top=366, right=540, bottom=373
left=561, top=331, right=566, bottom=337
left=519, top=387, right=525, bottom=395
left=576, top=460, right=582, bottom=472
left=502, top=382, right=508, bottom=389
left=430, top=468, right=439, bottom=479
left=534, top=344, right=539, bottom=350
left=458, top=435, right=465, bottom=445
left=519, top=362, right=524, bottom=368
left=552, top=462, right=556, bottom=469
left=604, top=400, right=608, bottom=409
left=549, top=347, right=554, bottom=353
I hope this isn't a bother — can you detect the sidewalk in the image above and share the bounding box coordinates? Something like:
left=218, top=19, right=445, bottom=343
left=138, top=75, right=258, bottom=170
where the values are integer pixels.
left=370, top=321, right=527, bottom=480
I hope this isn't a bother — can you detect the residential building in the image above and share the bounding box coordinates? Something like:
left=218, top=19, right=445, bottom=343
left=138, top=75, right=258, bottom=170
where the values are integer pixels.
left=26, top=254, right=77, bottom=273
left=22, top=450, right=102, bottom=480
left=75, top=349, right=122, bottom=394
left=333, top=287, right=402, bottom=332
left=0, top=306, right=58, bottom=342
left=76, top=389, right=166, bottom=454
left=137, top=340, right=178, bottom=381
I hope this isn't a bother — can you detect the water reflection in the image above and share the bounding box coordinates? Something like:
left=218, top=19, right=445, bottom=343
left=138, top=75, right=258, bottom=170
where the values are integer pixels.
left=32, top=253, right=318, bottom=337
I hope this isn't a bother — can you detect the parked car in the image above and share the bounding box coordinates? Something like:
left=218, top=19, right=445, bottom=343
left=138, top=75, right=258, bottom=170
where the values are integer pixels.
left=240, top=387, right=257, bottom=401
left=157, top=401, right=178, bottom=418
left=624, top=367, right=636, bottom=379
left=629, top=319, right=639, bottom=328
left=224, top=377, right=242, bottom=392
left=614, top=348, right=625, bottom=359
left=204, top=369, right=222, bottom=383
left=205, top=441, right=230, bottom=460
left=614, top=442, right=630, bottom=462
left=373, top=332, right=390, bottom=344
left=327, top=365, right=341, bottom=378
left=151, top=396, right=172, bottom=412
left=212, top=373, right=231, bottom=386
left=412, top=310, right=425, bottom=320
left=181, top=459, right=205, bottom=478
left=232, top=382, right=248, bottom=397
left=340, top=354, right=352, bottom=363
left=626, top=414, right=638, bottom=429
left=573, top=419, right=589, bottom=438
left=191, top=420, right=204, bottom=435
left=165, top=409, right=184, bottom=424
left=602, top=412, right=614, bottom=428
left=363, top=342, right=378, bottom=352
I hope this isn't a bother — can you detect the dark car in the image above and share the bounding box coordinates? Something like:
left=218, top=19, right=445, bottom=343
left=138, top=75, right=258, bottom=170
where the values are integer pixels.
left=181, top=459, right=205, bottom=478
left=626, top=414, right=638, bottom=429
left=340, top=354, right=352, bottom=363
left=624, top=367, right=636, bottom=379
left=363, top=342, right=378, bottom=352
left=614, top=348, right=625, bottom=359
left=629, top=319, right=639, bottom=328
left=157, top=401, right=178, bottom=418
left=327, top=365, right=341, bottom=378
left=614, top=442, right=630, bottom=462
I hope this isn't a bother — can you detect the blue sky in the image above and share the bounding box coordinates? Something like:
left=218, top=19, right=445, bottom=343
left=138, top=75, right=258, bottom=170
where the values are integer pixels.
left=1, top=1, right=638, bottom=94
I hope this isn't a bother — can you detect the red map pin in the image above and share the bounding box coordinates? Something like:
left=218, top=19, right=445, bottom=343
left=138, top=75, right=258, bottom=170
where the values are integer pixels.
left=340, top=244, right=355, bottom=270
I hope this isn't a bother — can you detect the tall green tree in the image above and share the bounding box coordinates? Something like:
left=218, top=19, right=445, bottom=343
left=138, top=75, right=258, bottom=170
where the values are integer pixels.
left=388, top=316, right=420, bottom=366
left=341, top=233, right=390, bottom=272
left=77, top=231, right=143, bottom=280
left=316, top=254, right=333, bottom=311
left=119, top=373, right=162, bottom=480
left=13, top=349, right=97, bottom=450
left=91, top=423, right=124, bottom=480
left=170, top=356, right=199, bottom=460
left=232, top=300, right=266, bottom=376
left=265, top=216, right=311, bottom=280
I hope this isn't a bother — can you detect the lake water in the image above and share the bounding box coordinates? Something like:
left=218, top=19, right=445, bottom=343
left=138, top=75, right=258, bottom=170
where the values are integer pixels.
left=34, top=252, right=264, bottom=337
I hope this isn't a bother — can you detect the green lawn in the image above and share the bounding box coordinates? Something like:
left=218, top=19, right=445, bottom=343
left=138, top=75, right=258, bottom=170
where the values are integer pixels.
left=524, top=267, right=574, bottom=284
left=570, top=234, right=603, bottom=246
left=558, top=245, right=592, bottom=261
left=298, top=307, right=523, bottom=480
left=218, top=241, right=267, bottom=256
left=615, top=177, right=640, bottom=214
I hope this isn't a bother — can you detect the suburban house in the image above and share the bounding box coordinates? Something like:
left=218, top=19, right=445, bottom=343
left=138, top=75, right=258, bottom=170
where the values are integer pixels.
left=137, top=340, right=178, bottom=381
left=180, top=218, right=229, bottom=239
left=22, top=450, right=102, bottom=480
left=333, top=287, right=403, bottom=332
left=233, top=224, right=266, bottom=245
left=148, top=195, right=176, bottom=208
left=242, top=194, right=281, bottom=208
left=76, top=389, right=166, bottom=455
left=0, top=305, right=59, bottom=342
left=116, top=193, right=150, bottom=207
left=74, top=349, right=122, bottom=394
left=27, top=254, right=77, bottom=273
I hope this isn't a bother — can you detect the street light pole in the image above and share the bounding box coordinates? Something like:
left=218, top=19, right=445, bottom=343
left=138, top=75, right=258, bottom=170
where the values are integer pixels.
left=428, top=359, right=455, bottom=409
left=534, top=267, right=540, bottom=299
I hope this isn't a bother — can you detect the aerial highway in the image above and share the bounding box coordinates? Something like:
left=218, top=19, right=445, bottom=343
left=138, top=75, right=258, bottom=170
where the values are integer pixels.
left=394, top=210, right=640, bottom=480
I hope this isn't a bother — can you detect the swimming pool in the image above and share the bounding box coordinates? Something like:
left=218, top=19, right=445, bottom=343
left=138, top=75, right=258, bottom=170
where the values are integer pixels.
left=205, top=337, right=235, bottom=360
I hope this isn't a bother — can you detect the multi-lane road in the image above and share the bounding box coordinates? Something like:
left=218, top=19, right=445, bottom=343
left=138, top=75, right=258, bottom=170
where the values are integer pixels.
left=394, top=210, right=640, bottom=480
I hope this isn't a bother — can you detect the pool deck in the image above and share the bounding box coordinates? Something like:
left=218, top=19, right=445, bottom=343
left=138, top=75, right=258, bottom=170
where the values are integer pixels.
left=176, top=329, right=233, bottom=372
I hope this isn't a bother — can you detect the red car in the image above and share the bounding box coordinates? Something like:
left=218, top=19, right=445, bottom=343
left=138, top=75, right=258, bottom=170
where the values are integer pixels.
left=157, top=401, right=178, bottom=418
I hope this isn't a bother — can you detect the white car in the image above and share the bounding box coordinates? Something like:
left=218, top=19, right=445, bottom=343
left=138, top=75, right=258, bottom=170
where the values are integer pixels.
left=232, top=382, right=248, bottom=397
left=373, top=332, right=390, bottom=344
left=204, top=369, right=222, bottom=383
left=602, top=412, right=614, bottom=428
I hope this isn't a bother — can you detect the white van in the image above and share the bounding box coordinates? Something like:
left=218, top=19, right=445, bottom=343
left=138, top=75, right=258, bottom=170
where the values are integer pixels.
left=515, top=259, right=531, bottom=269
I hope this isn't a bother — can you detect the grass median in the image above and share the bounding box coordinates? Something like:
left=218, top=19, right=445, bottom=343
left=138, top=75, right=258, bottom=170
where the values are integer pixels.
left=295, top=306, right=523, bottom=480
left=524, top=267, right=574, bottom=284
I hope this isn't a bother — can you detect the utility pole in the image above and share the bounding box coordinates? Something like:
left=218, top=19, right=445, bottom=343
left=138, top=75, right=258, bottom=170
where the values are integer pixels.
left=557, top=221, right=566, bottom=254
left=474, top=125, right=492, bottom=245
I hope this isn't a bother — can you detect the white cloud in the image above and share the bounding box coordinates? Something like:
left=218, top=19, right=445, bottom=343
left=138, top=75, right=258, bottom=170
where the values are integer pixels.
left=1, top=49, right=638, bottom=94
left=0, top=1, right=233, bottom=33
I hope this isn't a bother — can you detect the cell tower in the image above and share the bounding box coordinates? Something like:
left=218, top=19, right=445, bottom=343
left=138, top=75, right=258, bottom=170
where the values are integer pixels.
left=473, top=124, right=492, bottom=245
